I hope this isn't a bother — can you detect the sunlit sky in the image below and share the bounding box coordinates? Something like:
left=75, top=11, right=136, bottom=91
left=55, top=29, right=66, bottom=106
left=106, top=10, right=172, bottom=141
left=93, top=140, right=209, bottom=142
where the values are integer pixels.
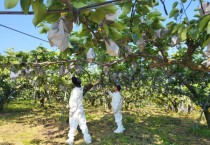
left=0, top=0, right=200, bottom=54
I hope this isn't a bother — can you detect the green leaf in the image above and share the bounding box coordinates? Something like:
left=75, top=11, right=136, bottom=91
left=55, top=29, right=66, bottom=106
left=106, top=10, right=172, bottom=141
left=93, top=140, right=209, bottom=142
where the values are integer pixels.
left=181, top=0, right=187, bottom=3
left=104, top=5, right=118, bottom=13
left=37, top=55, right=42, bottom=59
left=199, top=15, right=210, bottom=32
left=4, top=0, right=19, bottom=9
left=5, top=48, right=15, bottom=56
left=103, top=24, right=109, bottom=36
left=39, top=26, right=50, bottom=34
left=132, top=25, right=139, bottom=33
left=148, top=0, right=158, bottom=7
left=119, top=2, right=132, bottom=19
left=32, top=1, right=47, bottom=26
left=157, top=16, right=166, bottom=21
left=152, top=20, right=163, bottom=29
left=85, top=39, right=93, bottom=48
left=89, top=9, right=106, bottom=24
left=131, top=34, right=140, bottom=44
left=70, top=36, right=80, bottom=42
left=46, top=0, right=55, bottom=7
left=45, top=13, right=60, bottom=22
left=72, top=2, right=87, bottom=8
left=45, top=5, right=64, bottom=22
left=180, top=27, right=188, bottom=41
left=79, top=29, right=90, bottom=37
left=132, top=16, right=141, bottom=25
left=109, top=22, right=125, bottom=31
left=203, top=37, right=210, bottom=48
left=188, top=28, right=199, bottom=40
left=172, top=1, right=178, bottom=9
left=109, top=27, right=122, bottom=40
left=207, top=21, right=210, bottom=34
left=194, top=14, right=200, bottom=18
left=169, top=8, right=179, bottom=18
left=172, top=24, right=182, bottom=34
left=11, top=60, right=20, bottom=65
left=146, top=19, right=153, bottom=26
left=20, top=0, right=31, bottom=14
left=147, top=10, right=162, bottom=19
left=81, top=10, right=90, bottom=16
left=178, top=25, right=184, bottom=33
left=141, top=5, right=151, bottom=15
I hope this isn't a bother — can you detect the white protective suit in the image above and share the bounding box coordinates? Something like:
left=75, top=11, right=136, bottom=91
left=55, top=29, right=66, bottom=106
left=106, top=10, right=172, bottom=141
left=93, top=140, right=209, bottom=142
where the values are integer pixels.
left=108, top=90, right=125, bottom=133
left=66, top=87, right=92, bottom=145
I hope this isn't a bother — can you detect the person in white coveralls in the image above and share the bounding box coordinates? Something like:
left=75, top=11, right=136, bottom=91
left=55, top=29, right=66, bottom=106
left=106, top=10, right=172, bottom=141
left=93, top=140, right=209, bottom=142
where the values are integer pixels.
left=108, top=84, right=125, bottom=133
left=66, top=76, right=92, bottom=145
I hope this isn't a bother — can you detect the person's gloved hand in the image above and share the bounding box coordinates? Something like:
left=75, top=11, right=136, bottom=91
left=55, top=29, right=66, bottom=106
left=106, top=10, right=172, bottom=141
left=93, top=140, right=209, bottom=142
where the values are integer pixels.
left=70, top=111, right=74, bottom=117
left=105, top=89, right=110, bottom=95
left=113, top=110, right=117, bottom=114
left=69, top=72, right=74, bottom=78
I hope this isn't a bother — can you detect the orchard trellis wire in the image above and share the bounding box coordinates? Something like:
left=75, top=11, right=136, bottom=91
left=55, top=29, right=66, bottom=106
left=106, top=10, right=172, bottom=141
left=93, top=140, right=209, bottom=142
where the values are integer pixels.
left=0, top=23, right=49, bottom=43
left=0, top=0, right=202, bottom=41
left=0, top=0, right=131, bottom=44
left=0, top=0, right=130, bottom=15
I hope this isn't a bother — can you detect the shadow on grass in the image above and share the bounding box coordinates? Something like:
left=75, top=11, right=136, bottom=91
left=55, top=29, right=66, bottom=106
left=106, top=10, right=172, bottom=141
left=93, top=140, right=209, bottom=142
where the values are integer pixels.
left=1, top=102, right=210, bottom=145
left=0, top=100, right=66, bottom=125
left=0, top=100, right=69, bottom=145
left=0, top=101, right=34, bottom=123
left=0, top=142, right=15, bottom=145
left=193, top=126, right=210, bottom=138
left=0, top=100, right=69, bottom=142
left=76, top=111, right=210, bottom=145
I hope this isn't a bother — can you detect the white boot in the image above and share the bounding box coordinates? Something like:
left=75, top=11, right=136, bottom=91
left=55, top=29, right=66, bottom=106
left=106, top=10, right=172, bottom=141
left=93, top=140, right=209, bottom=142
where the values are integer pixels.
left=66, top=138, right=73, bottom=145
left=84, top=134, right=92, bottom=144
left=114, top=123, right=125, bottom=133
left=114, top=128, right=124, bottom=133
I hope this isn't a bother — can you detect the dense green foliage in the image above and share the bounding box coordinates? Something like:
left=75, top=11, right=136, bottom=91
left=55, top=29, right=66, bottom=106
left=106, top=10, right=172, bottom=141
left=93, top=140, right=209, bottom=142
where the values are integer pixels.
left=2, top=0, right=210, bottom=128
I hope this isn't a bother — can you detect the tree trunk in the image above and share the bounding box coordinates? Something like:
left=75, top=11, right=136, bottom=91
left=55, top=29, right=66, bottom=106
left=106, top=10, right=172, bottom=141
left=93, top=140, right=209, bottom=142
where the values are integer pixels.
left=0, top=102, right=4, bottom=112
left=91, top=99, right=95, bottom=106
left=100, top=98, right=103, bottom=106
left=125, top=102, right=130, bottom=111
left=40, top=97, right=45, bottom=107
left=34, top=91, right=37, bottom=104
left=204, top=109, right=210, bottom=129
left=107, top=101, right=112, bottom=110
left=0, top=97, right=7, bottom=112
left=188, top=105, right=191, bottom=114
left=172, top=101, right=179, bottom=113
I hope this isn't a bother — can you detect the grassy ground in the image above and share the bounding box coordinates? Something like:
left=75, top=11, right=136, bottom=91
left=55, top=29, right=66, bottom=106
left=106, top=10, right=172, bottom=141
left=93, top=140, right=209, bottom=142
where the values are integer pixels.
left=0, top=100, right=210, bottom=145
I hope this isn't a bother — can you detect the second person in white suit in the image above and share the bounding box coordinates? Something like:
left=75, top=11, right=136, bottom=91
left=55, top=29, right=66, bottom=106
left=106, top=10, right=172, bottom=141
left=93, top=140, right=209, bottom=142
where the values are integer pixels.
left=108, top=84, right=125, bottom=133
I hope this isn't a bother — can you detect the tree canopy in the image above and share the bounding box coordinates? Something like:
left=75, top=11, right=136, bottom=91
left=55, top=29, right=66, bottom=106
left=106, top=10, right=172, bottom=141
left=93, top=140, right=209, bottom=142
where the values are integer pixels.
left=2, top=0, right=210, bottom=128
left=2, top=0, right=210, bottom=72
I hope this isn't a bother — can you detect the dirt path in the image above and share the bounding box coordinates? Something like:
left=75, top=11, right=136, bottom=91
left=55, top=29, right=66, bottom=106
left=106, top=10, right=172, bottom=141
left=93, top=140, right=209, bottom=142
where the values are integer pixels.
left=0, top=104, right=210, bottom=145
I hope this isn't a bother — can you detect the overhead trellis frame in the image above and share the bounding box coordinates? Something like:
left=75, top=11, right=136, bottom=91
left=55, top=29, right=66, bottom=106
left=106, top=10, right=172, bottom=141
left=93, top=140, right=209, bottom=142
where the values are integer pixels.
left=160, top=0, right=168, bottom=15
left=0, top=23, right=49, bottom=43
left=0, top=0, right=131, bottom=15
left=130, top=0, right=137, bottom=33
left=0, top=0, right=132, bottom=50
left=0, top=0, right=131, bottom=44
left=176, top=0, right=193, bottom=22
left=1, top=52, right=210, bottom=72
left=180, top=1, right=190, bottom=25
left=199, top=0, right=205, bottom=14
left=0, top=9, right=69, bottom=15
